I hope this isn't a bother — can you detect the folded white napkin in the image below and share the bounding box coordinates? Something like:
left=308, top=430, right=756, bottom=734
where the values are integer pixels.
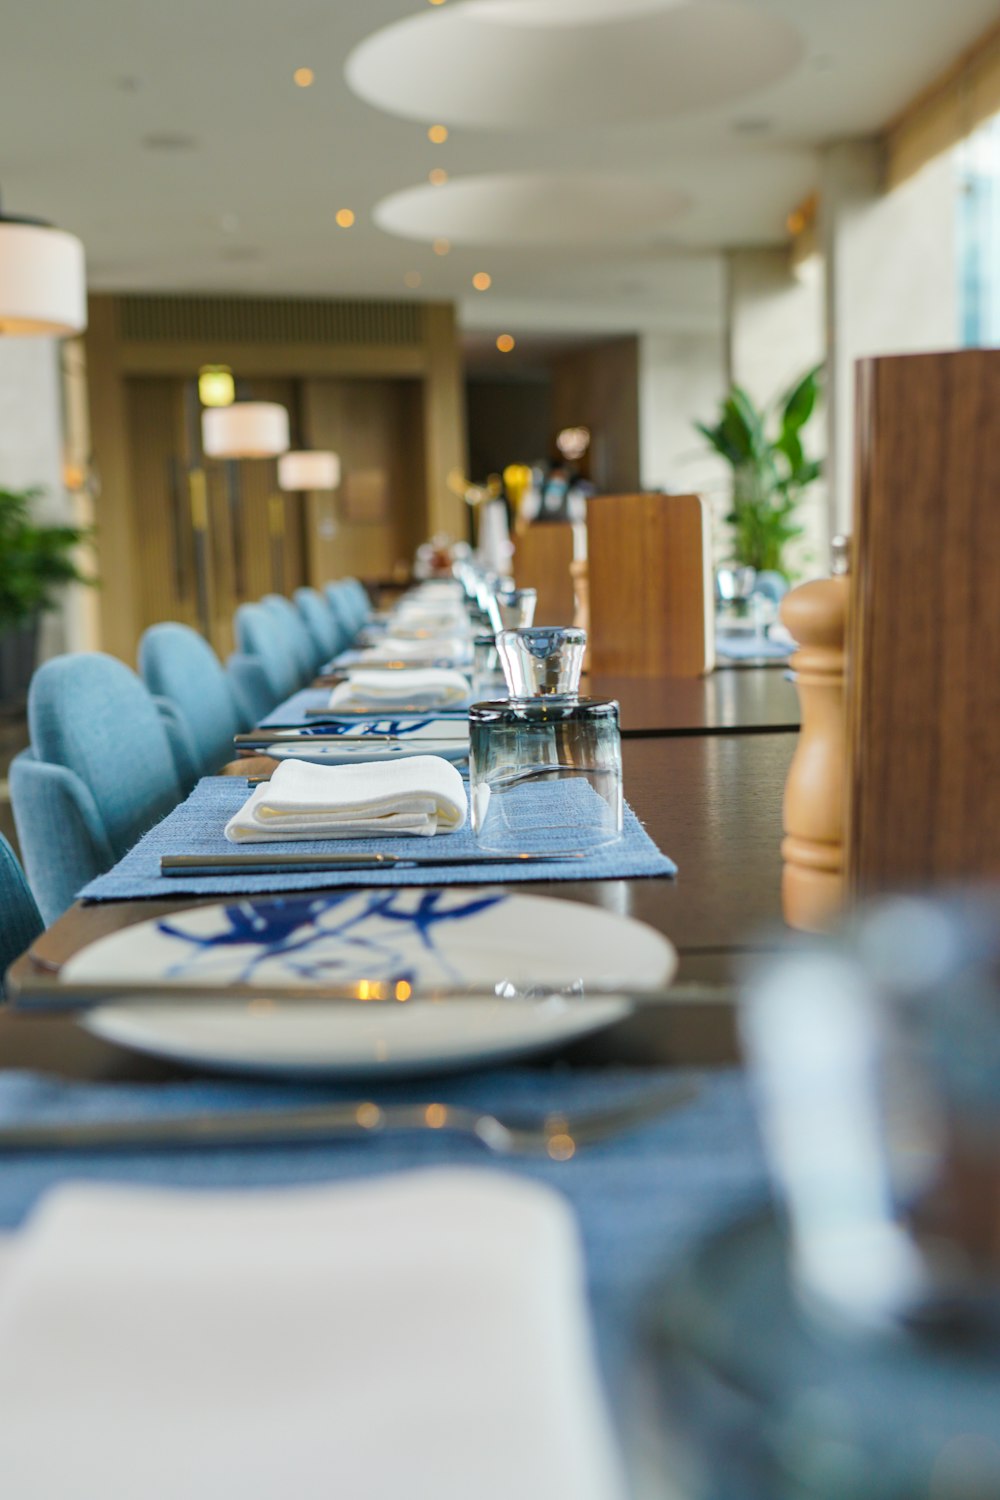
left=360, top=635, right=469, bottom=664
left=329, top=667, right=470, bottom=711
left=224, top=755, right=467, bottom=842
left=0, top=1172, right=625, bottom=1500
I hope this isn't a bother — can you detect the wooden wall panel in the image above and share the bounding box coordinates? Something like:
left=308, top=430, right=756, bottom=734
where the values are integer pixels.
left=846, top=350, right=1000, bottom=894
left=587, top=493, right=713, bottom=677
left=125, top=379, right=195, bottom=636
left=550, top=338, right=641, bottom=494
left=302, top=377, right=427, bottom=586
left=513, top=523, right=575, bottom=625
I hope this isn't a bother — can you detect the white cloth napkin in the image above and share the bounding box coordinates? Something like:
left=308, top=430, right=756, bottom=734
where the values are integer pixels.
left=360, top=635, right=469, bottom=664
left=0, top=1171, right=626, bottom=1500
left=224, top=755, right=467, bottom=842
left=329, top=667, right=470, bottom=711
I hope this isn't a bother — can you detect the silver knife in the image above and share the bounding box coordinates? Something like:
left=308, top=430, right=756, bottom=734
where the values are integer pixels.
left=160, top=850, right=588, bottom=876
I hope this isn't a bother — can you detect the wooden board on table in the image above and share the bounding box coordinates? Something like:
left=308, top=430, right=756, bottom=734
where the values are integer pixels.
left=586, top=493, right=714, bottom=678
left=847, top=350, right=1000, bottom=896
left=513, top=521, right=576, bottom=626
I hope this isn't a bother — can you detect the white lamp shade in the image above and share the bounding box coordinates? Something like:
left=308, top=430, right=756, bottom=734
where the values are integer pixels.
left=0, top=221, right=87, bottom=336
left=278, top=450, right=341, bottom=492
left=202, top=402, right=290, bottom=459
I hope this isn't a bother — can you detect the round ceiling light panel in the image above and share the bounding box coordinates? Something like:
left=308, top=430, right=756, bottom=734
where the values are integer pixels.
left=375, top=172, right=690, bottom=248
left=346, top=0, right=802, bottom=129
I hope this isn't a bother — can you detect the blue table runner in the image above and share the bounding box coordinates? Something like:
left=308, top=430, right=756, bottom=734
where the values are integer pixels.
left=0, top=1066, right=769, bottom=1401
left=78, top=776, right=676, bottom=902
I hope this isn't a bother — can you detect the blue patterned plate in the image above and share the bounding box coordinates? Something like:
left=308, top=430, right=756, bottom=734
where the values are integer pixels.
left=62, top=891, right=676, bottom=1077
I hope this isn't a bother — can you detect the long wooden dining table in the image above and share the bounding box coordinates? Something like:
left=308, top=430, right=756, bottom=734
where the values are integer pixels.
left=2, top=696, right=797, bottom=1080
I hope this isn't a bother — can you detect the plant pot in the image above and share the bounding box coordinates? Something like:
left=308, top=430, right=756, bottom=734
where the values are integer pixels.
left=0, top=618, right=39, bottom=709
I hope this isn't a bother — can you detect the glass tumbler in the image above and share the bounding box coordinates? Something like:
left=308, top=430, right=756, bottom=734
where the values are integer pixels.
left=468, top=627, right=623, bottom=853
left=485, top=587, right=537, bottom=634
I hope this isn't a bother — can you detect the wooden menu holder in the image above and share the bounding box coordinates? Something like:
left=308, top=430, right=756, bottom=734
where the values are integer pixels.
left=513, top=521, right=576, bottom=626
left=846, top=350, right=1000, bottom=898
left=586, top=493, right=713, bottom=677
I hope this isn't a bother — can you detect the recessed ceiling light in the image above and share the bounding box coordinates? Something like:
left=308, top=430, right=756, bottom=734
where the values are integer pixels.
left=293, top=67, right=315, bottom=87
left=404, top=270, right=422, bottom=288
left=429, top=168, right=448, bottom=187
left=496, top=333, right=515, bottom=353
left=335, top=208, right=356, bottom=228
left=433, top=238, right=450, bottom=255
left=472, top=272, right=492, bottom=291
left=142, top=132, right=198, bottom=151
left=428, top=0, right=447, bottom=6
left=428, top=124, right=449, bottom=144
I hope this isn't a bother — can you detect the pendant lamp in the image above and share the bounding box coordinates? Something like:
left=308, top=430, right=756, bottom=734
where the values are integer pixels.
left=202, top=402, right=290, bottom=459
left=0, top=198, right=87, bottom=336
left=277, top=450, right=341, bottom=492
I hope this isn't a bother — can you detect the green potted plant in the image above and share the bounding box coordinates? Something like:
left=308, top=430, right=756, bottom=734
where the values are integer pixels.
left=696, top=365, right=823, bottom=579
left=0, top=486, right=93, bottom=705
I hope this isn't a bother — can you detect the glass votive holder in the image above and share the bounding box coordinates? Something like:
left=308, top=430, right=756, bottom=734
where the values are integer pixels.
left=468, top=626, right=622, bottom=854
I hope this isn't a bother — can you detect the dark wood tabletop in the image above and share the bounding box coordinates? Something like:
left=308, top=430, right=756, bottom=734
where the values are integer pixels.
left=1, top=732, right=795, bottom=1079
left=591, top=669, right=799, bottom=737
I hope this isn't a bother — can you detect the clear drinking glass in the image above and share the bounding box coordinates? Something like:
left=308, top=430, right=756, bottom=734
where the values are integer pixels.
left=472, top=632, right=506, bottom=701
left=485, top=587, right=537, bottom=634
left=469, top=627, right=623, bottom=853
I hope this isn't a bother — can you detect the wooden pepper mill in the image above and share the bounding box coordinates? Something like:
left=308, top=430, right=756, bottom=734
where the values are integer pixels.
left=780, top=537, right=850, bottom=932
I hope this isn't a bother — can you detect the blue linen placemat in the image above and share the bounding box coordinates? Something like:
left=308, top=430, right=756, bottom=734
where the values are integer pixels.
left=258, top=688, right=472, bottom=728
left=78, top=776, right=676, bottom=902
left=0, top=1066, right=769, bottom=1399
left=716, top=634, right=794, bottom=661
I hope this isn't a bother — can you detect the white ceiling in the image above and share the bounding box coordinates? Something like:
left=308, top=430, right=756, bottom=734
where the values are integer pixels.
left=0, top=0, right=994, bottom=340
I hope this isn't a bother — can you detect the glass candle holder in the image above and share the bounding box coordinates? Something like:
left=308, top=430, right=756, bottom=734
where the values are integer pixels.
left=469, top=627, right=623, bottom=853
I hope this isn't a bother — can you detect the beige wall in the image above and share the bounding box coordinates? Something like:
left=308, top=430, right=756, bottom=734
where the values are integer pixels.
left=820, top=142, right=959, bottom=534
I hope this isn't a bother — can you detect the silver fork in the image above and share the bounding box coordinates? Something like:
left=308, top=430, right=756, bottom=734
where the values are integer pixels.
left=0, top=1081, right=698, bottom=1159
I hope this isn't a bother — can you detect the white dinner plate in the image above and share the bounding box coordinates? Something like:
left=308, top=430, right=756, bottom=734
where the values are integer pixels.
left=62, top=891, right=677, bottom=1078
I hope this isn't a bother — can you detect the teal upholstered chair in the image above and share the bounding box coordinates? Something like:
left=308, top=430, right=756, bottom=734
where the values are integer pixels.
left=10, top=653, right=185, bottom=922
left=261, top=595, right=320, bottom=678
left=324, top=579, right=369, bottom=641
left=752, top=571, right=789, bottom=606
left=226, top=653, right=276, bottom=727
left=294, top=586, right=343, bottom=664
left=140, top=622, right=245, bottom=776
left=234, top=601, right=301, bottom=701
left=341, top=578, right=372, bottom=630
left=0, top=833, right=43, bottom=995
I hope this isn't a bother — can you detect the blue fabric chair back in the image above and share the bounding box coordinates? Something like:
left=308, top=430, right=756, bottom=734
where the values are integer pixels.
left=752, top=570, right=789, bottom=605
left=140, top=623, right=243, bottom=776
left=341, top=578, right=371, bottom=630
left=0, top=831, right=43, bottom=991
left=226, top=653, right=275, bottom=727
left=261, top=595, right=320, bottom=677
left=324, top=581, right=362, bottom=642
left=234, top=602, right=301, bottom=700
left=27, top=653, right=183, bottom=859
left=294, top=587, right=342, bottom=664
